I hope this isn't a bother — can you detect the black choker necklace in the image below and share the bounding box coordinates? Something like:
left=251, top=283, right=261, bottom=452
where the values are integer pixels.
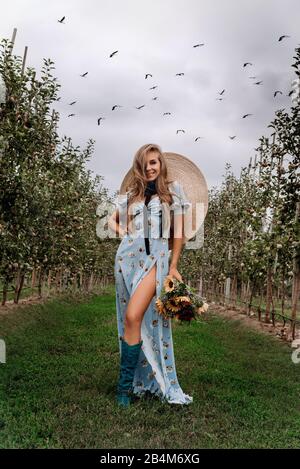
left=144, top=179, right=157, bottom=197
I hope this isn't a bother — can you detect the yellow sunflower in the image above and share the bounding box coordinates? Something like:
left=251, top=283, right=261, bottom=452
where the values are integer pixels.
left=155, top=298, right=170, bottom=319
left=163, top=275, right=175, bottom=292
left=175, top=295, right=191, bottom=304
left=166, top=299, right=181, bottom=312
left=155, top=297, right=165, bottom=314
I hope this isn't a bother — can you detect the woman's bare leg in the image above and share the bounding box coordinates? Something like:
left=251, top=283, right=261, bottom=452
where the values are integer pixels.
left=123, top=263, right=157, bottom=345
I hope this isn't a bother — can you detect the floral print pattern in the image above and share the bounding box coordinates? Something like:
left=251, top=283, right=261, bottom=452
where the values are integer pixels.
left=114, top=180, right=193, bottom=404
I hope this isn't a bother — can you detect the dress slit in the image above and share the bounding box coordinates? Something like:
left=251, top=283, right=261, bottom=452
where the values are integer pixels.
left=134, top=254, right=169, bottom=396
left=130, top=256, right=158, bottom=299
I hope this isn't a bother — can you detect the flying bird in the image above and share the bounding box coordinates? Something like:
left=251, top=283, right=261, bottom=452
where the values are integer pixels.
left=229, top=136, right=236, bottom=140
left=195, top=137, right=203, bottom=141
left=112, top=105, right=122, bottom=111
left=274, top=90, right=283, bottom=97
left=152, top=97, right=158, bottom=100
left=242, top=114, right=253, bottom=118
left=176, top=73, right=184, bottom=76
left=109, top=50, right=118, bottom=58
left=163, top=112, right=171, bottom=115
left=254, top=81, right=263, bottom=85
left=80, top=72, right=88, bottom=77
left=58, top=16, right=65, bottom=23
left=149, top=86, right=158, bottom=90
left=193, top=43, right=205, bottom=47
left=135, top=105, right=145, bottom=109
left=68, top=101, right=76, bottom=105
left=145, top=74, right=153, bottom=79
left=243, top=62, right=253, bottom=67
left=219, top=89, right=225, bottom=95
left=278, top=35, right=290, bottom=42
left=68, top=113, right=75, bottom=117
left=216, top=98, right=223, bottom=101
left=97, top=117, right=105, bottom=125
left=176, top=129, right=185, bottom=134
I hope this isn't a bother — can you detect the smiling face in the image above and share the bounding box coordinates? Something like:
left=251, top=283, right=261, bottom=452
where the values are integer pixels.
left=145, top=151, right=161, bottom=181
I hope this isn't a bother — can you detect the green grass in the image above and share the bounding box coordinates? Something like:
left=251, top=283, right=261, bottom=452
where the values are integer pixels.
left=0, top=285, right=300, bottom=449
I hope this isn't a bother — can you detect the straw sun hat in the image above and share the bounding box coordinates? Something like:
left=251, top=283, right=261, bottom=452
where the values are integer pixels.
left=119, top=151, right=209, bottom=243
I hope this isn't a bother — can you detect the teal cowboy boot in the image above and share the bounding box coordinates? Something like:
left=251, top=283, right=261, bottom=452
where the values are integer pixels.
left=116, top=336, right=143, bottom=407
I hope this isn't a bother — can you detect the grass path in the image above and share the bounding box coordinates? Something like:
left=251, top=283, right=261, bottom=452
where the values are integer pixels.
left=0, top=286, right=300, bottom=449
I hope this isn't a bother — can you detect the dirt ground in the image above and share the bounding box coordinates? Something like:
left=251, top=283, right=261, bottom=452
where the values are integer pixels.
left=210, top=301, right=300, bottom=345
left=0, top=295, right=50, bottom=316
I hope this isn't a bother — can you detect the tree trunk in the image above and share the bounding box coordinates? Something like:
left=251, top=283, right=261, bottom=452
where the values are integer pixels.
left=38, top=268, right=44, bottom=298
left=265, top=265, right=273, bottom=323
left=1, top=275, right=9, bottom=306
left=198, top=275, right=203, bottom=297
left=232, top=273, right=238, bottom=305
left=280, top=268, right=286, bottom=316
left=31, top=268, right=36, bottom=288
left=14, top=269, right=25, bottom=304
left=47, top=269, right=52, bottom=289
left=55, top=268, right=60, bottom=293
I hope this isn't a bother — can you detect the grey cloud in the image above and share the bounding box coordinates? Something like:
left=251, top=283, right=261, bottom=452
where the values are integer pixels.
left=0, top=0, right=299, bottom=196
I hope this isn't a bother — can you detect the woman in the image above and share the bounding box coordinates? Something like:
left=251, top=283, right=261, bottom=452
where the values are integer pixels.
left=108, top=143, right=193, bottom=407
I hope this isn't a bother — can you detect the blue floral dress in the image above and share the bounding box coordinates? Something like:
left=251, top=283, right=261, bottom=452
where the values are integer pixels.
left=114, top=180, right=193, bottom=405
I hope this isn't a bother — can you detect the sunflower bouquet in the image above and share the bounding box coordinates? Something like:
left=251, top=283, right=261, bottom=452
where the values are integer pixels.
left=155, top=275, right=209, bottom=323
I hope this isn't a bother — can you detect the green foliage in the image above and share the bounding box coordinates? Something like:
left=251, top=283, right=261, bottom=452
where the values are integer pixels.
left=180, top=46, right=300, bottom=302
left=0, top=37, right=118, bottom=289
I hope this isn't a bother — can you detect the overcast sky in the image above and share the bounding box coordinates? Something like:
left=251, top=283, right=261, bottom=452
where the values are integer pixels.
left=1, top=0, right=299, bottom=197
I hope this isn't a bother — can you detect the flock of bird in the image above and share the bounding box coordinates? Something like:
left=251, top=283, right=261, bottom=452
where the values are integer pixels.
left=57, top=16, right=293, bottom=143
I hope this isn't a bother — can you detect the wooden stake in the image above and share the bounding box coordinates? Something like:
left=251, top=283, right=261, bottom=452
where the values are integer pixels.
left=9, top=28, right=17, bottom=54
left=21, top=46, right=28, bottom=75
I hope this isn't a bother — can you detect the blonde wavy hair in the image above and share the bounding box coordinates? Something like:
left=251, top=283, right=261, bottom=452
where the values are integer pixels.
left=126, top=143, right=178, bottom=246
